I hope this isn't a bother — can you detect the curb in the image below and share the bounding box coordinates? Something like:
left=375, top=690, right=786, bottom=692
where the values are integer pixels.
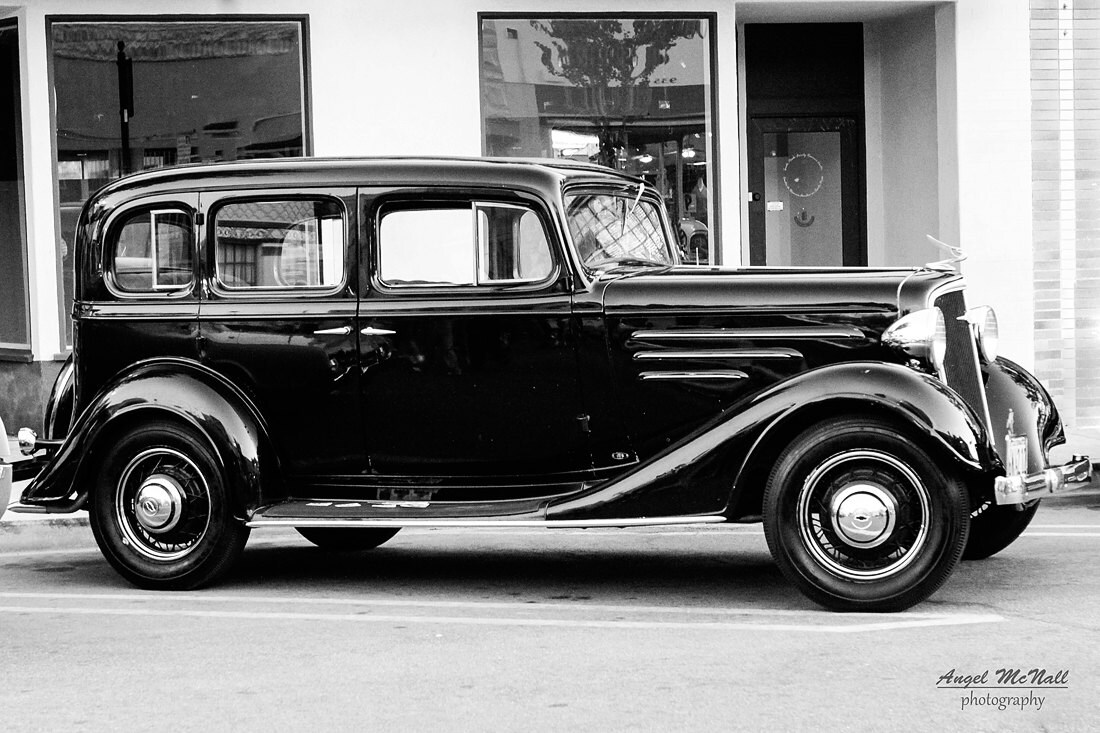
left=0, top=515, right=90, bottom=532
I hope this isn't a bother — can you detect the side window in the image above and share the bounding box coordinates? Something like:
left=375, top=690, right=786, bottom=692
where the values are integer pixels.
left=214, top=199, right=345, bottom=290
left=378, top=201, right=553, bottom=287
left=110, top=208, right=193, bottom=293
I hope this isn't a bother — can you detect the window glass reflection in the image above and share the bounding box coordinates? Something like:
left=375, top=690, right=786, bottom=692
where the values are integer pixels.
left=112, top=209, right=193, bottom=293
left=214, top=200, right=343, bottom=290
left=51, top=20, right=307, bottom=338
left=480, top=17, right=715, bottom=264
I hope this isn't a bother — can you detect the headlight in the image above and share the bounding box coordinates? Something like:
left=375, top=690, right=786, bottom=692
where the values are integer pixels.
left=882, top=307, right=947, bottom=378
left=964, top=305, right=998, bottom=362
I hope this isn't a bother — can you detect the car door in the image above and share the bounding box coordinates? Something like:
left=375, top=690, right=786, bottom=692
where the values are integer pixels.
left=198, top=188, right=364, bottom=482
left=357, top=188, right=592, bottom=484
left=79, top=193, right=201, bottom=398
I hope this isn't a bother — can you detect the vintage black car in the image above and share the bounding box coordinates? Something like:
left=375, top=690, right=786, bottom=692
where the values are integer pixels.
left=0, top=157, right=1091, bottom=611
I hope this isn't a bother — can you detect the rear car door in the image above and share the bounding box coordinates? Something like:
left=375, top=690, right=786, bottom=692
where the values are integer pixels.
left=198, top=188, right=364, bottom=482
left=79, top=193, right=201, bottom=396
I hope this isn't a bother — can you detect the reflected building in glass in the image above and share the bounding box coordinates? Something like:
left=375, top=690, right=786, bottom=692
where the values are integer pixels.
left=51, top=20, right=307, bottom=343
left=480, top=17, right=715, bottom=264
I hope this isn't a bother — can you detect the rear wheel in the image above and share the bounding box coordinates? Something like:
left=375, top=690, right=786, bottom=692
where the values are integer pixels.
left=296, top=527, right=400, bottom=551
left=763, top=417, right=969, bottom=611
left=89, top=420, right=249, bottom=590
left=963, top=499, right=1039, bottom=560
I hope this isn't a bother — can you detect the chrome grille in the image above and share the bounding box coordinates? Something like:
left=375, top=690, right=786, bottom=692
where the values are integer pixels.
left=935, top=290, right=993, bottom=432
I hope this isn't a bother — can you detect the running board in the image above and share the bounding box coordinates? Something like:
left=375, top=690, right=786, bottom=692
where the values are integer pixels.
left=247, top=515, right=728, bottom=529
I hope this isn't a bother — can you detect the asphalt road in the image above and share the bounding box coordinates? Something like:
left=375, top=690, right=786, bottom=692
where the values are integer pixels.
left=2, top=494, right=1099, bottom=732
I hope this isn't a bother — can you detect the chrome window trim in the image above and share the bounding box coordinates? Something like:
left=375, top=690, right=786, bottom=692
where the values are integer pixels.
left=638, top=370, right=749, bottom=381
left=210, top=196, right=350, bottom=297
left=375, top=198, right=560, bottom=294
left=634, top=348, right=800, bottom=361
left=632, top=327, right=864, bottom=341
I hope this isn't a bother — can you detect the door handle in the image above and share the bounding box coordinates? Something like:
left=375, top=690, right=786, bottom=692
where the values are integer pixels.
left=360, top=327, right=397, bottom=336
left=313, top=326, right=352, bottom=336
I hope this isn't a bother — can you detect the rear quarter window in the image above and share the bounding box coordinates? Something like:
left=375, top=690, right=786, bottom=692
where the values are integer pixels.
left=108, top=208, right=193, bottom=294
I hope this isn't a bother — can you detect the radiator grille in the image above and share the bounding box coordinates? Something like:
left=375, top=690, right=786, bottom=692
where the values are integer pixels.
left=935, top=290, right=992, bottom=432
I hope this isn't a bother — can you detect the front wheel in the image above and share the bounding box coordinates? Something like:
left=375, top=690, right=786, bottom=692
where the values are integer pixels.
left=763, top=417, right=969, bottom=612
left=295, top=527, right=400, bottom=551
left=89, top=420, right=249, bottom=590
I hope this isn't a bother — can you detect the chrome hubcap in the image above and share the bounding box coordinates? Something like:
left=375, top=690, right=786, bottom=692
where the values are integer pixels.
left=796, top=449, right=931, bottom=581
left=115, top=446, right=212, bottom=562
left=134, top=475, right=185, bottom=534
left=830, top=484, right=897, bottom=549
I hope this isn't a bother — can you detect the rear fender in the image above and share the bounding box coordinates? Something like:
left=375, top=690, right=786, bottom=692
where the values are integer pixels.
left=44, top=354, right=76, bottom=440
left=547, top=362, right=995, bottom=521
left=19, top=358, right=279, bottom=516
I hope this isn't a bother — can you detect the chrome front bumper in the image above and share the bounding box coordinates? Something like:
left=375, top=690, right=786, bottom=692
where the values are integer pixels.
left=994, top=455, right=1093, bottom=505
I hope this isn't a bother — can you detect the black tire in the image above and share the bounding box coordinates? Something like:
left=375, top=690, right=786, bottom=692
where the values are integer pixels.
left=89, top=420, right=249, bottom=590
left=295, top=527, right=400, bottom=551
left=763, top=417, right=970, bottom=612
left=963, top=499, right=1039, bottom=560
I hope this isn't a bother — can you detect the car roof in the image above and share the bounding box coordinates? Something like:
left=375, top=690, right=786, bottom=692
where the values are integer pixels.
left=90, top=156, right=644, bottom=204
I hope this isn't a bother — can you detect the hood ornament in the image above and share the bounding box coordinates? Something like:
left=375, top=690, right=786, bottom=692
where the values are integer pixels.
left=924, top=235, right=967, bottom=272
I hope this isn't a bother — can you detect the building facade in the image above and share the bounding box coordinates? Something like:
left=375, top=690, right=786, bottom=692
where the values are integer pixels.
left=0, top=0, right=1094, bottom=454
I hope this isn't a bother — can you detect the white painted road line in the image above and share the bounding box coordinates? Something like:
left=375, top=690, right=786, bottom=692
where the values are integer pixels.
left=0, top=591, right=1004, bottom=633
left=1020, top=532, right=1100, bottom=537
left=0, top=604, right=1003, bottom=633
left=0, top=590, right=984, bottom=619
left=1030, top=524, right=1100, bottom=529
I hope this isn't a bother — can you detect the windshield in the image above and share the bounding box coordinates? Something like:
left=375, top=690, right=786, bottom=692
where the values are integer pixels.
left=565, top=192, right=675, bottom=271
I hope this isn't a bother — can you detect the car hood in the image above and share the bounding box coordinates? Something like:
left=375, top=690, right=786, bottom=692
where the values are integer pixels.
left=599, top=265, right=962, bottom=320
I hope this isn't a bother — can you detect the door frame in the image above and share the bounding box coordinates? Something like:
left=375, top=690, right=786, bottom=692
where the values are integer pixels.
left=747, top=115, right=866, bottom=267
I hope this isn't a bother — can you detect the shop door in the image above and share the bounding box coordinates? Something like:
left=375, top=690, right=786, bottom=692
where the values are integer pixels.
left=747, top=117, right=864, bottom=267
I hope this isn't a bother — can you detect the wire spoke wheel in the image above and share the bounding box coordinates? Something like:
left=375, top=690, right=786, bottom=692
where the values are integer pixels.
left=90, top=420, right=249, bottom=590
left=115, top=447, right=212, bottom=562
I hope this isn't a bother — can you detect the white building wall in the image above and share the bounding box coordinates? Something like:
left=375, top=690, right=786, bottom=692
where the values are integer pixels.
left=1, top=0, right=1043, bottom=376
left=4, top=0, right=743, bottom=357
left=953, top=0, right=1036, bottom=370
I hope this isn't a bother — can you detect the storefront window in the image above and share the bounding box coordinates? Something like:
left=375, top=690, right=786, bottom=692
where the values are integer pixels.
left=1, top=21, right=30, bottom=356
left=479, top=16, right=716, bottom=264
left=50, top=18, right=309, bottom=345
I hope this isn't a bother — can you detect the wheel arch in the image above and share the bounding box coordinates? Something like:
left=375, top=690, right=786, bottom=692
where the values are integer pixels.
left=20, top=358, right=281, bottom=517
left=726, top=366, right=997, bottom=521
left=547, top=362, right=995, bottom=523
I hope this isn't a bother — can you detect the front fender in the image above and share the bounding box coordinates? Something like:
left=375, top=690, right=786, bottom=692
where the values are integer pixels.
left=546, top=362, right=995, bottom=521
left=20, top=358, right=279, bottom=516
left=983, top=356, right=1063, bottom=474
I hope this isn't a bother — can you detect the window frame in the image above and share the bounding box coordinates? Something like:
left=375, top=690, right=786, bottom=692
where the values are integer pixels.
left=373, top=195, right=561, bottom=295
left=103, top=202, right=197, bottom=300
left=207, top=193, right=351, bottom=297
left=0, top=18, right=31, bottom=359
